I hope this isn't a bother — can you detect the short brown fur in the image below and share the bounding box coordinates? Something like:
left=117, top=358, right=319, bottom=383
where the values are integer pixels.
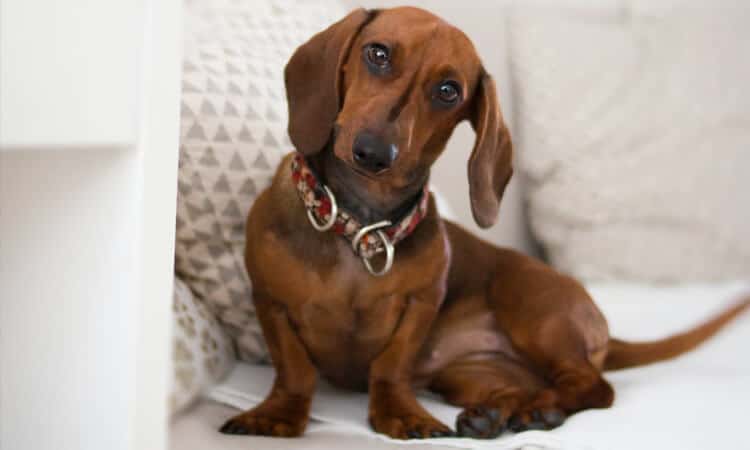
left=220, top=7, right=750, bottom=439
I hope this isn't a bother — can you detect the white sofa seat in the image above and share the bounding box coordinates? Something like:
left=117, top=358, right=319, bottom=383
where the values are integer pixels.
left=170, top=281, right=750, bottom=450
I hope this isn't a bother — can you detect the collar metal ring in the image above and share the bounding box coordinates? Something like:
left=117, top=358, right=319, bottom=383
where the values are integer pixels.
left=361, top=230, right=394, bottom=276
left=351, top=220, right=394, bottom=276
left=306, top=185, right=338, bottom=231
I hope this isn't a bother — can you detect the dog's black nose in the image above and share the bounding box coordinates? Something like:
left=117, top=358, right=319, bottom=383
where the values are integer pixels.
left=352, top=131, right=398, bottom=173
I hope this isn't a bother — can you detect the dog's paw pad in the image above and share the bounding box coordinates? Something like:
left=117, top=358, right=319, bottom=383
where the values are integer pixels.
left=218, top=413, right=304, bottom=437
left=456, top=407, right=503, bottom=439
left=219, top=419, right=250, bottom=435
left=507, top=408, right=566, bottom=432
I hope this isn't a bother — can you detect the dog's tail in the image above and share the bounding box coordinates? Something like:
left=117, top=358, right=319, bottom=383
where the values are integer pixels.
left=604, top=295, right=750, bottom=371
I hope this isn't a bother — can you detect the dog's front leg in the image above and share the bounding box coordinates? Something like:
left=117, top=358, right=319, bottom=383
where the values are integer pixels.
left=368, top=287, right=453, bottom=439
left=219, top=293, right=317, bottom=437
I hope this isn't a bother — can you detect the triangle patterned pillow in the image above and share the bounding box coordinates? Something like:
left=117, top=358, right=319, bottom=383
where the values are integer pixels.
left=176, top=0, right=346, bottom=362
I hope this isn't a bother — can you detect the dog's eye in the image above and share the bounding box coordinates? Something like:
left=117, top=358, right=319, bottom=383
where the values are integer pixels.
left=364, top=43, right=391, bottom=72
left=434, top=81, right=461, bottom=105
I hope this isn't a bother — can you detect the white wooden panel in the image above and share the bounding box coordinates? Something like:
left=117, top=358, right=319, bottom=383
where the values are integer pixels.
left=132, top=0, right=182, bottom=448
left=0, top=0, right=144, bottom=149
left=0, top=148, right=141, bottom=450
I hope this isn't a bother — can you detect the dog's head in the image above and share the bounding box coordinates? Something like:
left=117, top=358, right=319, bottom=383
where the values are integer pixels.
left=285, top=7, right=512, bottom=228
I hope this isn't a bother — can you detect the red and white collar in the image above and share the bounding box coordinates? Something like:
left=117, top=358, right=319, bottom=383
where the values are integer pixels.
left=291, top=153, right=430, bottom=276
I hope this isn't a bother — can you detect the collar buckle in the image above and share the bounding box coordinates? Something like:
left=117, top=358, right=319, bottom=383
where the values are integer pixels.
left=351, top=221, right=395, bottom=277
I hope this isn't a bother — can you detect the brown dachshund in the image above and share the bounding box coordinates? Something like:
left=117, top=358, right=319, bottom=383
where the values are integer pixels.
left=219, top=7, right=750, bottom=440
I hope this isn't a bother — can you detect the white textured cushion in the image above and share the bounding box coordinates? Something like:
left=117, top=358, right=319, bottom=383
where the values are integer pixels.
left=176, top=0, right=346, bottom=362
left=508, top=1, right=750, bottom=282
left=170, top=277, right=235, bottom=415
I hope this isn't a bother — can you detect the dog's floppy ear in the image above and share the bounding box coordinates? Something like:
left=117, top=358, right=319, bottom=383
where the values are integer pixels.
left=284, top=8, right=373, bottom=155
left=467, top=71, right=513, bottom=228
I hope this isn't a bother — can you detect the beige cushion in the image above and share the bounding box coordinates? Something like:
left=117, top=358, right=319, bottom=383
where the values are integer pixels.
left=175, top=0, right=346, bottom=362
left=170, top=277, right=234, bottom=415
left=508, top=1, right=750, bottom=282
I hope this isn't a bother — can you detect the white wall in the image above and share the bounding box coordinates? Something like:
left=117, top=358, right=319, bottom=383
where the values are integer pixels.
left=0, top=148, right=141, bottom=450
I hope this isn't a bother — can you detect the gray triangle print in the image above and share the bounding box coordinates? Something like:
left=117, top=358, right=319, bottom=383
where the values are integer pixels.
left=213, top=125, right=231, bottom=142
left=224, top=101, right=240, bottom=117
left=230, top=289, right=248, bottom=307
left=207, top=244, right=224, bottom=260
left=245, top=105, right=260, bottom=120
left=200, top=100, right=218, bottom=116
left=181, top=101, right=195, bottom=118
left=178, top=179, right=192, bottom=196
left=193, top=229, right=212, bottom=242
left=218, top=265, right=236, bottom=283
left=263, top=130, right=279, bottom=148
left=181, top=238, right=199, bottom=252
left=213, top=174, right=231, bottom=193
left=229, top=152, right=246, bottom=171
left=239, top=178, right=256, bottom=195
left=179, top=147, right=191, bottom=164
left=207, top=78, right=223, bottom=93
left=202, top=197, right=216, bottom=214
left=228, top=82, right=244, bottom=95
left=222, top=200, right=242, bottom=218
left=211, top=222, right=223, bottom=240
left=247, top=81, right=261, bottom=97
left=252, top=152, right=271, bottom=169
left=186, top=123, right=207, bottom=140
left=230, top=223, right=245, bottom=239
left=186, top=202, right=206, bottom=221
left=238, top=125, right=255, bottom=142
left=199, top=147, right=220, bottom=166
left=190, top=258, right=209, bottom=273
left=190, top=172, right=206, bottom=192
left=202, top=279, right=222, bottom=297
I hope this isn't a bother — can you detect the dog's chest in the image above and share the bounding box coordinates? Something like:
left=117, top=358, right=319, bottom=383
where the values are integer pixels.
left=254, top=226, right=424, bottom=389
left=293, top=282, right=408, bottom=387
left=290, top=254, right=410, bottom=388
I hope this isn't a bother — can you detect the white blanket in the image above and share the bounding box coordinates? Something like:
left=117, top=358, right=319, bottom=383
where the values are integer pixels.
left=207, top=282, right=750, bottom=450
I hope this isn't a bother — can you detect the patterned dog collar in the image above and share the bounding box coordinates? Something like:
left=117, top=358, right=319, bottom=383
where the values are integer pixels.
left=291, top=153, right=429, bottom=276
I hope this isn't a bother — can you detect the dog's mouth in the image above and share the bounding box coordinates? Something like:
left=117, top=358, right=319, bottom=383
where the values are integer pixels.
left=349, top=162, right=388, bottom=180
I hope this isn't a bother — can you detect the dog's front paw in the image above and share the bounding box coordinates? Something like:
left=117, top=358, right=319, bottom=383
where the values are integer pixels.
left=219, top=398, right=310, bottom=437
left=369, top=410, right=453, bottom=439
left=368, top=381, right=454, bottom=439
